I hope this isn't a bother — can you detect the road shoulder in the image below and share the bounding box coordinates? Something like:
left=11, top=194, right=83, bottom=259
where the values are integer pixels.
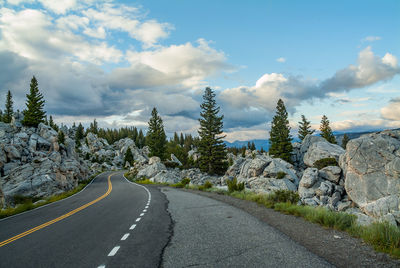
left=182, top=188, right=400, bottom=268
left=162, top=187, right=333, bottom=268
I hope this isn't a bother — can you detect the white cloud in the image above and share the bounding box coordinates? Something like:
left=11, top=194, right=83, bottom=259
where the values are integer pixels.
left=381, top=98, right=400, bottom=121
left=362, top=36, right=381, bottom=42
left=276, top=57, right=286, bottom=63
left=224, top=128, right=268, bottom=143
left=82, top=3, right=172, bottom=47
left=0, top=8, right=122, bottom=64
left=38, top=0, right=77, bottom=14
left=219, top=47, right=400, bottom=129
left=114, top=39, right=234, bottom=89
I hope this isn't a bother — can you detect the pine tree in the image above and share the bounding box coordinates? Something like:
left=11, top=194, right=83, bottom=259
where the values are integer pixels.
left=251, top=142, right=256, bottom=151
left=342, top=133, right=350, bottom=149
left=146, top=107, right=167, bottom=159
left=173, top=132, right=179, bottom=144
left=180, top=133, right=185, bottom=147
left=0, top=109, right=3, bottom=122
left=298, top=114, right=315, bottom=141
left=124, top=147, right=134, bottom=165
left=269, top=99, right=293, bottom=163
left=58, top=130, right=65, bottom=145
left=3, top=90, right=14, bottom=123
left=320, top=115, right=337, bottom=144
left=89, top=119, right=98, bottom=134
left=22, top=76, right=46, bottom=127
left=75, top=123, right=84, bottom=148
left=198, top=87, right=227, bottom=175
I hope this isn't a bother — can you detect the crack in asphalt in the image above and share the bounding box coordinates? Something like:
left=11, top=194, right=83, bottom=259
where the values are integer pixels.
left=158, top=187, right=175, bottom=268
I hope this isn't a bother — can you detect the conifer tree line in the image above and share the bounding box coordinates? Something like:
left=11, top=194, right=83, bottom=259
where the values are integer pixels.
left=0, top=76, right=343, bottom=172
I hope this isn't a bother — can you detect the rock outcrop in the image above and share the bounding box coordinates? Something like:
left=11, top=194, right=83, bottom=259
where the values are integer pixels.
left=341, top=129, right=400, bottom=224
left=0, top=122, right=89, bottom=206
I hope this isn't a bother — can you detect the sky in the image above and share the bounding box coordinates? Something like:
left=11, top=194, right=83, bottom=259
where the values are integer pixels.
left=0, top=0, right=399, bottom=142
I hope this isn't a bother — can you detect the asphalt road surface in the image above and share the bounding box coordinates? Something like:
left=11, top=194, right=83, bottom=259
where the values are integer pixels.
left=0, top=172, right=171, bottom=268
left=161, top=187, right=333, bottom=268
left=0, top=172, right=337, bottom=268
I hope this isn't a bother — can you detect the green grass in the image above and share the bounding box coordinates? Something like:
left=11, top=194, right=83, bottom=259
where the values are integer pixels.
left=186, top=185, right=400, bottom=259
left=131, top=174, right=400, bottom=259
left=0, top=172, right=102, bottom=219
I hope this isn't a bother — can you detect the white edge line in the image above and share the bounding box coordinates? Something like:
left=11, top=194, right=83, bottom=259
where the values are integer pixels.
left=121, top=233, right=130, bottom=240
left=108, top=246, right=120, bottom=257
left=122, top=174, right=152, bottom=203
left=0, top=172, right=106, bottom=222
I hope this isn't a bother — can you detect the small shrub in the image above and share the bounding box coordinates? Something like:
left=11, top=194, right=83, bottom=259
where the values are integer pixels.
left=227, top=177, right=245, bottom=193
left=276, top=171, right=286, bottom=179
left=164, top=161, right=180, bottom=169
left=228, top=157, right=233, bottom=167
left=269, top=190, right=299, bottom=204
left=171, top=178, right=191, bottom=188
left=203, top=181, right=213, bottom=189
left=313, top=157, right=338, bottom=170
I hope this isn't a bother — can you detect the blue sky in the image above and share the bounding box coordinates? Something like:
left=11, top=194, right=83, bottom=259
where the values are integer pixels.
left=0, top=0, right=399, bottom=141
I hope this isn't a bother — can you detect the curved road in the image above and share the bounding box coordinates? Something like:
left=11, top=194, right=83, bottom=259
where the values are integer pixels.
left=0, top=172, right=171, bottom=268
left=0, top=172, right=336, bottom=267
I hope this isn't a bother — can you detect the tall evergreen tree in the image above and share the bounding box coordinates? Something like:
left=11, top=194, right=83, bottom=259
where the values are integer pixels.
left=341, top=133, right=350, bottom=149
left=89, top=119, right=98, bottom=134
left=3, top=90, right=14, bottom=123
left=146, top=107, right=167, bottom=159
left=320, top=115, right=337, bottom=144
left=251, top=142, right=256, bottom=151
left=75, top=123, right=85, bottom=148
left=0, top=109, right=3, bottom=122
left=298, top=114, right=315, bottom=141
left=22, top=76, right=46, bottom=127
left=58, top=130, right=65, bottom=145
left=269, top=99, right=293, bottom=162
left=124, top=147, right=134, bottom=165
left=198, top=87, right=227, bottom=175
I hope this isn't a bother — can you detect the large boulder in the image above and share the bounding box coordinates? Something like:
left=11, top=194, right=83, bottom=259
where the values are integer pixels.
left=342, top=130, right=400, bottom=222
left=137, top=159, right=166, bottom=179
left=303, top=141, right=345, bottom=167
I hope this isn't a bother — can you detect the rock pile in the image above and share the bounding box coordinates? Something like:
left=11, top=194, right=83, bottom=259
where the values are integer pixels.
left=0, top=122, right=89, bottom=206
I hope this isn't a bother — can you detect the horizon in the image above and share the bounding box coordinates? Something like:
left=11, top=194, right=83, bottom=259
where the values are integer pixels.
left=0, top=0, right=399, bottom=143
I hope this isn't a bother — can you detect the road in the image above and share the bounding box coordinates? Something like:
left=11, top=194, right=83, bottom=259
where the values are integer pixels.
left=0, top=172, right=171, bottom=268
left=0, top=172, right=335, bottom=267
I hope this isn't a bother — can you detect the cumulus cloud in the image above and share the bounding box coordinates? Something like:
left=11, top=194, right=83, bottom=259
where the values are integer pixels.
left=220, top=47, right=400, bottom=130
left=381, top=98, right=400, bottom=121
left=82, top=3, right=172, bottom=47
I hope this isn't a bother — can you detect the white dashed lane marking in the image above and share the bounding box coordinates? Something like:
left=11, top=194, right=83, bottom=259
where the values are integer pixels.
left=97, top=265, right=105, bottom=268
left=140, top=213, right=144, bottom=216
left=121, top=233, right=130, bottom=241
left=135, top=217, right=141, bottom=222
left=143, top=209, right=147, bottom=212
left=108, top=246, right=120, bottom=257
left=129, top=224, right=136, bottom=230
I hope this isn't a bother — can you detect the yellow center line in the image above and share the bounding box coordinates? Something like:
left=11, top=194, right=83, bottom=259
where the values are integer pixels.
left=0, top=173, right=114, bottom=248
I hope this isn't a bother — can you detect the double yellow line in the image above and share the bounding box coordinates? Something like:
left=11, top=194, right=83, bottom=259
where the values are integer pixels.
left=0, top=173, right=114, bottom=248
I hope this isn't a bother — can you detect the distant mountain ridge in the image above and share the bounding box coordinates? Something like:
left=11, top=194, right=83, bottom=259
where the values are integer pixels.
left=224, top=128, right=399, bottom=151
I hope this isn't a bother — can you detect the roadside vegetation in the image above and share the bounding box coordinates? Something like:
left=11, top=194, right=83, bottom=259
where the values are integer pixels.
left=130, top=175, right=400, bottom=259
left=0, top=172, right=102, bottom=219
